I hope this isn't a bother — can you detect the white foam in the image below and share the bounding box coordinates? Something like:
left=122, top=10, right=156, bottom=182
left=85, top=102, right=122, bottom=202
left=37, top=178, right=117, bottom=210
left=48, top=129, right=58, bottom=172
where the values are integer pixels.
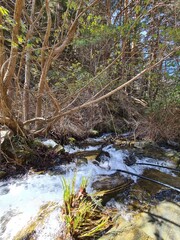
left=0, top=174, right=63, bottom=239
left=64, top=144, right=100, bottom=153
left=0, top=162, right=113, bottom=239
left=100, top=145, right=176, bottom=181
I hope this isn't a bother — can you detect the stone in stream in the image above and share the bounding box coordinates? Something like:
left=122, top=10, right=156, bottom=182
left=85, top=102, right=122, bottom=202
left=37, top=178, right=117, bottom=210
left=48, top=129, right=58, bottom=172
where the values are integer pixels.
left=92, top=172, right=133, bottom=204
left=71, top=149, right=101, bottom=162
left=123, top=152, right=136, bottom=166
left=96, top=150, right=111, bottom=162
left=99, top=201, right=180, bottom=240
left=129, top=169, right=180, bottom=204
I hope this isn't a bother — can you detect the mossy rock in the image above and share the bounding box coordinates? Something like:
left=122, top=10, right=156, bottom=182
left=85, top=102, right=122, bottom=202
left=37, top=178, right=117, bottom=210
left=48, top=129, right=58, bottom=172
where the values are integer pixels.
left=165, top=150, right=180, bottom=167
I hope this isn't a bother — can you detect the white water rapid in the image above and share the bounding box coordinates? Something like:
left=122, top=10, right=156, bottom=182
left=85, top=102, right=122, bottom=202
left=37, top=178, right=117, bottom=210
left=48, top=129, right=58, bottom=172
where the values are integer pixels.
left=0, top=140, right=176, bottom=240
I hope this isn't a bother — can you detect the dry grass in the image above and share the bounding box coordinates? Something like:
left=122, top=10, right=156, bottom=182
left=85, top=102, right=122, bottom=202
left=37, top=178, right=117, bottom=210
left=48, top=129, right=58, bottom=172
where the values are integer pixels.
left=136, top=104, right=180, bottom=142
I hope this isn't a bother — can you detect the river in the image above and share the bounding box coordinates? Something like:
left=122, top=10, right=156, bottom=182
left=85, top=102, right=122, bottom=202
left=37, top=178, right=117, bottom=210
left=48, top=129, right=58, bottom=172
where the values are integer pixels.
left=0, top=135, right=179, bottom=239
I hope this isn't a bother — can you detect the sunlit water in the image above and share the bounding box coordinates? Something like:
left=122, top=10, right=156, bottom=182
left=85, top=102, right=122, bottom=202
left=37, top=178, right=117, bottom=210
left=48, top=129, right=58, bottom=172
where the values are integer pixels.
left=0, top=139, right=176, bottom=240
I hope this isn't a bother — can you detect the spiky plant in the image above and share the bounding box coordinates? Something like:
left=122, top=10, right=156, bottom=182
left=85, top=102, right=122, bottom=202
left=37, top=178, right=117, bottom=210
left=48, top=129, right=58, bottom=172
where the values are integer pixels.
left=61, top=176, right=112, bottom=239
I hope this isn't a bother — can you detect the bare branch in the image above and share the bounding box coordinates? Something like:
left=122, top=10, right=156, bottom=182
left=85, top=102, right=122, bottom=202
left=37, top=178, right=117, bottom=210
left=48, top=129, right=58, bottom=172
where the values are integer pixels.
left=47, top=47, right=180, bottom=123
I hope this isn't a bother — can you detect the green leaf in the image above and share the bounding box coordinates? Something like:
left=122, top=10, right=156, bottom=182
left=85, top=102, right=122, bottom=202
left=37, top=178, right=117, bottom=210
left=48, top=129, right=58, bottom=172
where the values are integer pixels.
left=135, top=5, right=141, bottom=15
left=18, top=35, right=24, bottom=44
left=12, top=41, right=18, bottom=48
left=0, top=6, right=9, bottom=16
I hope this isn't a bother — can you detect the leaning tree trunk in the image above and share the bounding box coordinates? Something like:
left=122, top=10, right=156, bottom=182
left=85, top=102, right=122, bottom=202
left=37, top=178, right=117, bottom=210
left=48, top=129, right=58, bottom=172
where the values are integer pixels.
left=0, top=0, right=25, bottom=135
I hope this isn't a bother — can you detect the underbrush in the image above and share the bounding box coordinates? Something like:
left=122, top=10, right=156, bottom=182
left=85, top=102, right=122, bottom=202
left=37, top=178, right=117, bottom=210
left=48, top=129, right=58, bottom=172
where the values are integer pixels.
left=136, top=104, right=180, bottom=143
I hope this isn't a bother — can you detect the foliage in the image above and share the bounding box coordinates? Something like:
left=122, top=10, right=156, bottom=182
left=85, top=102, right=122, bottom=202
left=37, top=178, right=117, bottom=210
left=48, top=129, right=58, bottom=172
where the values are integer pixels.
left=0, top=0, right=179, bottom=142
left=61, top=176, right=112, bottom=239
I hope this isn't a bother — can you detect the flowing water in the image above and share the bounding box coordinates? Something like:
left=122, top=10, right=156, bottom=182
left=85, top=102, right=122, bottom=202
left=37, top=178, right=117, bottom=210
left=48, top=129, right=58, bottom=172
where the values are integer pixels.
left=0, top=136, right=179, bottom=240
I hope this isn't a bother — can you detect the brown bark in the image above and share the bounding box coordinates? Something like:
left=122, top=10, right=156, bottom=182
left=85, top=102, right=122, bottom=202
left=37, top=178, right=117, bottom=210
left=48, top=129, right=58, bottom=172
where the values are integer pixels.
left=0, top=117, right=26, bottom=136
left=2, top=0, right=24, bottom=110
left=0, top=1, right=26, bottom=135
left=41, top=0, right=52, bottom=69
left=0, top=11, right=5, bottom=77
left=106, top=0, right=111, bottom=25
left=23, top=0, right=36, bottom=121
left=3, top=0, right=24, bottom=89
left=35, top=0, right=100, bottom=129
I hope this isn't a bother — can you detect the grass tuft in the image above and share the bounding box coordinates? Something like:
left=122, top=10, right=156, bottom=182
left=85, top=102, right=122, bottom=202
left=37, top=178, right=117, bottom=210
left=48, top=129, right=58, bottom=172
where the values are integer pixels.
left=61, top=176, right=112, bottom=239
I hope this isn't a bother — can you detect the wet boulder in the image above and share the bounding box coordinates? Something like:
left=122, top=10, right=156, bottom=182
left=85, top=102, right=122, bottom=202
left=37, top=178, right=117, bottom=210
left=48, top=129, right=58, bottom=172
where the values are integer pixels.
left=123, top=152, right=137, bottom=166
left=71, top=149, right=101, bottom=162
left=92, top=172, right=133, bottom=204
left=14, top=202, right=58, bottom=240
left=129, top=169, right=180, bottom=203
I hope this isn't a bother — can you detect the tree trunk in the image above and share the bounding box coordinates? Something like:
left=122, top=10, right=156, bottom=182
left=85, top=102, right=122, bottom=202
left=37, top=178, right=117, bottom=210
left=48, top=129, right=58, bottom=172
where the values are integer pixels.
left=23, top=0, right=36, bottom=122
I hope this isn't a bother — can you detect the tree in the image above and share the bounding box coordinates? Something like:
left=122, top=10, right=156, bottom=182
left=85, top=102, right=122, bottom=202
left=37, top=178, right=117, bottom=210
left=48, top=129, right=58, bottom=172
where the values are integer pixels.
left=0, top=0, right=179, bottom=140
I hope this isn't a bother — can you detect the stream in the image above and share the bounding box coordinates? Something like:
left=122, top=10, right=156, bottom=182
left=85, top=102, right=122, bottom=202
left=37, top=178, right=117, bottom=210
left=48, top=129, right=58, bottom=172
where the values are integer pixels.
left=0, top=135, right=180, bottom=240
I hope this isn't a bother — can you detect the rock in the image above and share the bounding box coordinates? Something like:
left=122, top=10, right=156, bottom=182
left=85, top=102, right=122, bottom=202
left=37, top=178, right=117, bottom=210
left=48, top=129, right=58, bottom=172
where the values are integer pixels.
left=0, top=171, right=6, bottom=179
left=134, top=141, right=152, bottom=149
left=89, top=129, right=99, bottom=136
left=92, top=172, right=130, bottom=191
left=114, top=139, right=136, bottom=147
left=167, top=140, right=180, bottom=149
left=165, top=150, right=180, bottom=167
left=54, top=144, right=64, bottom=154
left=71, top=150, right=101, bottom=161
left=139, top=169, right=180, bottom=192
left=99, top=216, right=153, bottom=240
left=96, top=150, right=110, bottom=162
left=75, top=157, right=88, bottom=166
left=113, top=137, right=155, bottom=149
left=123, top=152, right=136, bottom=166
left=0, top=129, right=13, bottom=144
left=100, top=201, right=180, bottom=240
left=135, top=201, right=180, bottom=240
left=129, top=169, right=180, bottom=203
left=92, top=172, right=132, bottom=204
